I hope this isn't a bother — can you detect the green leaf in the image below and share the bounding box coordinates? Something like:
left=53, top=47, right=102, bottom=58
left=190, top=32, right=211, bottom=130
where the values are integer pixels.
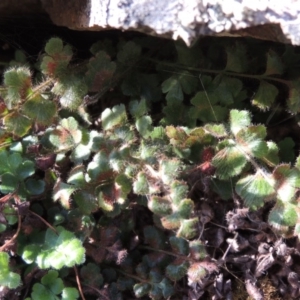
left=264, top=50, right=284, bottom=75
left=41, top=270, right=64, bottom=295
left=41, top=41, right=72, bottom=77
left=3, top=204, right=18, bottom=225
left=0, top=252, right=21, bottom=289
left=58, top=77, right=88, bottom=110
left=211, top=75, right=243, bottom=106
left=212, top=141, right=247, bottom=180
left=85, top=51, right=116, bottom=92
left=225, top=43, right=248, bottom=72
left=0, top=224, right=6, bottom=233
left=296, top=155, right=300, bottom=170
left=268, top=202, right=298, bottom=231
left=45, top=38, right=63, bottom=56
left=229, top=109, right=251, bottom=135
left=22, top=96, right=57, bottom=125
left=90, top=39, right=116, bottom=56
left=17, top=160, right=35, bottom=180
left=74, top=191, right=98, bottom=214
left=134, top=283, right=151, bottom=298
left=211, top=178, right=234, bottom=200
left=160, top=159, right=181, bottom=185
left=169, top=236, right=189, bottom=255
left=4, top=111, right=31, bottom=137
left=0, top=152, right=35, bottom=191
left=187, top=263, right=208, bottom=282
left=169, top=181, right=189, bottom=205
left=178, top=71, right=199, bottom=94
left=189, top=240, right=207, bottom=260
left=97, top=184, right=118, bottom=213
left=0, top=173, right=19, bottom=194
left=3, top=66, right=32, bottom=109
left=148, top=196, right=172, bottom=216
left=61, top=287, right=79, bottom=300
left=101, top=104, right=127, bottom=130
left=235, top=127, right=268, bottom=159
left=129, top=99, right=148, bottom=119
left=53, top=180, right=77, bottom=209
left=163, top=97, right=188, bottom=125
left=87, top=151, right=111, bottom=181
left=49, top=117, right=82, bottom=150
left=252, top=81, right=278, bottom=111
left=166, top=259, right=189, bottom=281
left=80, top=263, right=103, bottom=287
left=166, top=126, right=188, bottom=146
left=161, top=76, right=183, bottom=101
left=158, top=278, right=175, bottom=298
left=31, top=271, right=64, bottom=300
left=161, top=212, right=181, bottom=230
left=278, top=137, right=295, bottom=162
left=177, top=199, right=194, bottom=219
left=13, top=49, right=27, bottom=65
left=204, top=123, right=227, bottom=138
left=67, top=165, right=86, bottom=187
left=287, top=80, right=300, bottom=113
left=136, top=116, right=152, bottom=137
left=236, top=172, right=275, bottom=210
left=186, top=127, right=210, bottom=146
left=264, top=141, right=279, bottom=166
left=177, top=218, right=199, bottom=239
left=115, top=174, right=132, bottom=194
left=133, top=172, right=149, bottom=195
left=25, top=179, right=45, bottom=195
left=22, top=244, right=40, bottom=264
left=33, top=227, right=85, bottom=269
left=143, top=226, right=166, bottom=249
left=117, top=41, right=141, bottom=65
left=272, top=164, right=300, bottom=202
left=190, top=91, right=228, bottom=122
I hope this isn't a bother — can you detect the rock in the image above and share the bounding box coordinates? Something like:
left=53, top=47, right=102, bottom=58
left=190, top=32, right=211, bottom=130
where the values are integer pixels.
left=41, top=0, right=300, bottom=46
left=1, top=0, right=300, bottom=46
left=0, top=0, right=43, bottom=15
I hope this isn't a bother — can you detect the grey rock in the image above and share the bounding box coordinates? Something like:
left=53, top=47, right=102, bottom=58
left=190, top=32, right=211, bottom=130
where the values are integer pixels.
left=1, top=0, right=300, bottom=45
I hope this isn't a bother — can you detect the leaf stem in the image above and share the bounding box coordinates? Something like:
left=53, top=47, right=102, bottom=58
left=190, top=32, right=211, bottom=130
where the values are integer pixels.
left=146, top=58, right=290, bottom=85
left=116, top=268, right=151, bottom=283
left=29, top=210, right=58, bottom=234
left=74, top=265, right=86, bottom=300
left=0, top=210, right=21, bottom=251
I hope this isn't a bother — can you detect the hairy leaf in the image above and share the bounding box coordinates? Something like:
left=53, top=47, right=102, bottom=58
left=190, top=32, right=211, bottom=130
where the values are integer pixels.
left=85, top=51, right=116, bottom=92
left=272, top=164, right=300, bottom=202
left=101, top=104, right=127, bottom=130
left=229, top=109, right=251, bottom=135
left=212, top=141, right=247, bottom=180
left=4, top=111, right=31, bottom=137
left=177, top=218, right=199, bottom=239
left=166, top=259, right=189, bottom=281
left=236, top=172, right=275, bottom=210
left=3, top=67, right=32, bottom=109
left=268, top=202, right=298, bottom=232
left=22, top=95, right=56, bottom=126
left=205, top=123, right=227, bottom=138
